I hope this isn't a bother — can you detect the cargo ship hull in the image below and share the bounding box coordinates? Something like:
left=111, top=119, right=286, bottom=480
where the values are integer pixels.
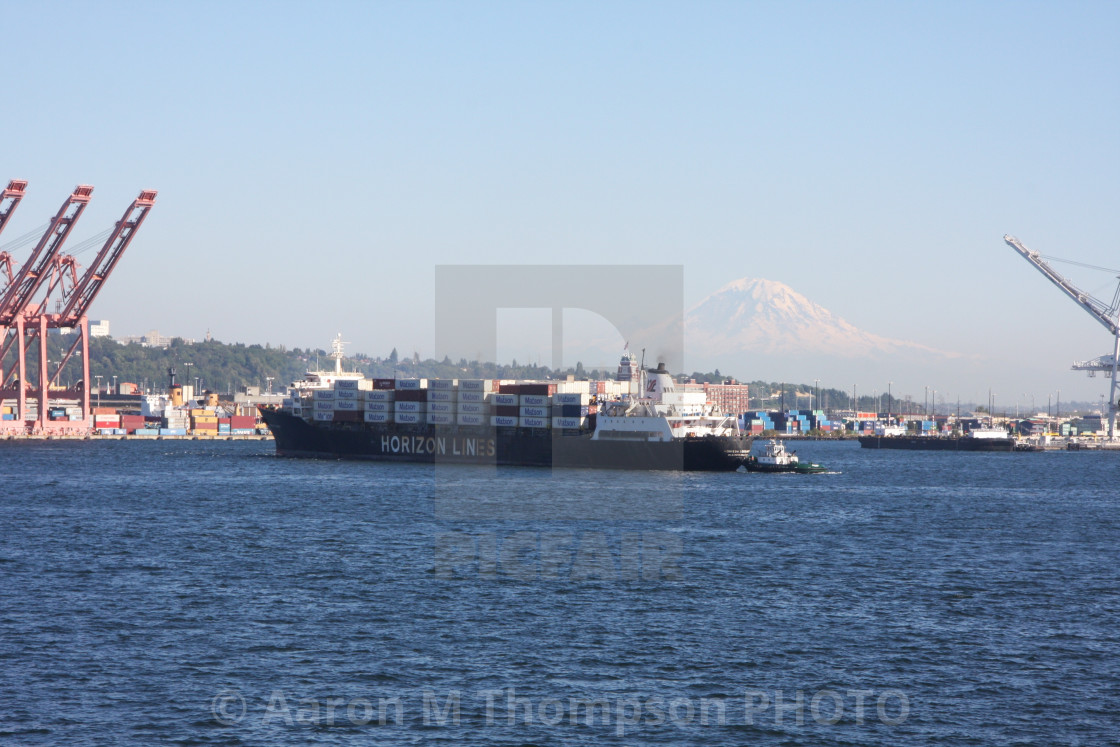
left=858, top=435, right=1016, bottom=452
left=262, top=409, right=750, bottom=471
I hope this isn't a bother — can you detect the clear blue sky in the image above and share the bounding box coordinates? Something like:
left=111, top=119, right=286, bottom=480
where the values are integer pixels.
left=3, top=1, right=1118, bottom=401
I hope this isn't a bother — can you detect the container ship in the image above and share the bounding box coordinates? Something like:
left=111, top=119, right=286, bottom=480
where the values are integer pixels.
left=259, top=344, right=751, bottom=471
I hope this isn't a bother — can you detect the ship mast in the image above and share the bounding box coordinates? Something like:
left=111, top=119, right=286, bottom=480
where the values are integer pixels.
left=329, top=333, right=349, bottom=375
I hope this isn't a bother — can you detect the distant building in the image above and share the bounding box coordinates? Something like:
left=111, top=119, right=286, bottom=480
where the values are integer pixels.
left=118, top=329, right=192, bottom=348
left=89, top=320, right=110, bottom=337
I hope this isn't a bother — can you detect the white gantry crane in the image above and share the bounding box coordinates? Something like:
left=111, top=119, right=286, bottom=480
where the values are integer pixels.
left=1004, top=235, right=1120, bottom=440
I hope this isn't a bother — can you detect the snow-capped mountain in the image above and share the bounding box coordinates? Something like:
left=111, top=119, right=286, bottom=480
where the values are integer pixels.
left=685, top=277, right=951, bottom=359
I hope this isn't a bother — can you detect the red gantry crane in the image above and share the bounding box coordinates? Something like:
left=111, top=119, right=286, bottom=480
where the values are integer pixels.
left=44, top=190, right=158, bottom=426
left=1004, top=235, right=1120, bottom=440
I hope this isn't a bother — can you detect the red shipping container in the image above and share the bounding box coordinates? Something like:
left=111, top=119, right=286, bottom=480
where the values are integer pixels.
left=230, top=416, right=256, bottom=429
left=333, top=411, right=361, bottom=422
left=395, top=390, right=426, bottom=402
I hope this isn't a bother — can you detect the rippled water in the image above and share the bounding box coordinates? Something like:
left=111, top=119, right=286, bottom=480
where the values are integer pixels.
left=2, top=439, right=1118, bottom=745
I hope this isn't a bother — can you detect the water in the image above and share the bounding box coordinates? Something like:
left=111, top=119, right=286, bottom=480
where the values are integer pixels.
left=1, top=439, right=1118, bottom=745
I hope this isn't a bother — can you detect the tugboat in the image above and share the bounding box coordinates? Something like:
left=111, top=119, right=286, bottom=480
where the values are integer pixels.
left=744, top=439, right=827, bottom=474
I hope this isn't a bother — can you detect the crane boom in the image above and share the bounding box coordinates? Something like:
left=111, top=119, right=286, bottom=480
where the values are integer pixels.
left=0, top=179, right=28, bottom=241
left=1003, top=235, right=1119, bottom=336
left=0, top=184, right=93, bottom=325
left=59, top=189, right=156, bottom=322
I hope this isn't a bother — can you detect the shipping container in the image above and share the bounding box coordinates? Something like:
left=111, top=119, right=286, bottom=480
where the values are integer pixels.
left=362, top=389, right=394, bottom=402
left=426, top=412, right=455, bottom=425
left=427, top=378, right=457, bottom=391
left=364, top=411, right=391, bottom=423
left=456, top=402, right=489, bottom=415
left=519, top=406, right=549, bottom=418
left=230, top=429, right=256, bottom=435
left=426, top=389, right=456, bottom=402
left=335, top=379, right=360, bottom=390
left=552, top=417, right=588, bottom=429
left=491, top=393, right=518, bottom=406
left=394, top=389, right=427, bottom=402
left=458, top=379, right=494, bottom=392
left=363, top=401, right=391, bottom=413
left=312, top=389, right=336, bottom=400
left=395, top=378, right=427, bottom=390
left=456, top=413, right=487, bottom=426
left=334, top=388, right=358, bottom=400
left=394, top=411, right=422, bottom=424
left=313, top=411, right=334, bottom=421
left=554, top=392, right=590, bottom=406
left=159, top=428, right=188, bottom=436
left=520, top=394, right=550, bottom=406
left=427, top=401, right=454, bottom=413
left=494, top=405, right=519, bottom=417
left=394, top=401, right=426, bottom=413
left=133, top=428, right=160, bottom=436
left=333, top=399, right=360, bottom=411
left=519, top=416, right=550, bottom=429
left=490, top=415, right=518, bottom=427
left=333, top=411, right=361, bottom=422
left=457, top=391, right=486, bottom=403
left=372, top=378, right=395, bottom=390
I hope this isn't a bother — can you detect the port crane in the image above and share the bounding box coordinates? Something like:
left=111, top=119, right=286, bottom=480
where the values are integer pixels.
left=1004, top=235, right=1120, bottom=439
left=0, top=184, right=155, bottom=433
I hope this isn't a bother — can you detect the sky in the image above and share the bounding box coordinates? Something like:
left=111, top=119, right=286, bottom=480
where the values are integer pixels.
left=2, top=1, right=1118, bottom=403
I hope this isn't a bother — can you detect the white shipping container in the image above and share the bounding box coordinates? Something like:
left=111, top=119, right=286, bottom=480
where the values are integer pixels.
left=520, top=416, right=550, bottom=429
left=313, top=399, right=334, bottom=411
left=426, top=412, right=455, bottom=425
left=519, top=406, right=549, bottom=418
left=313, top=412, right=334, bottom=421
left=427, top=378, right=457, bottom=390
left=312, top=389, right=336, bottom=400
left=395, top=411, right=422, bottom=424
left=362, top=390, right=395, bottom=402
left=520, top=395, right=551, bottom=407
left=333, top=399, right=359, bottom=411
left=457, top=413, right=487, bottom=426
left=458, top=379, right=494, bottom=392
left=490, top=415, right=518, bottom=427
left=556, top=381, right=591, bottom=394
left=395, top=378, right=427, bottom=390
left=491, top=393, right=518, bottom=406
left=554, top=392, right=590, bottom=405
left=363, top=401, right=391, bottom=413
left=427, top=401, right=454, bottom=413
left=426, top=389, right=456, bottom=402
left=394, top=401, right=426, bottom=413
left=334, top=388, right=358, bottom=400
left=457, top=391, right=486, bottom=403
left=364, top=411, right=391, bottom=423
left=456, top=402, right=489, bottom=415
left=553, top=417, right=588, bottom=429
left=335, top=379, right=360, bottom=390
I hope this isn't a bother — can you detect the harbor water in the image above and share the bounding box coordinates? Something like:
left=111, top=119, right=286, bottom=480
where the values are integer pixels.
left=1, top=439, right=1117, bottom=745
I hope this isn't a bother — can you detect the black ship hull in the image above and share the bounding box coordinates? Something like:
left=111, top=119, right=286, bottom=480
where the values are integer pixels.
left=261, top=409, right=750, bottom=471
left=858, top=435, right=1016, bottom=452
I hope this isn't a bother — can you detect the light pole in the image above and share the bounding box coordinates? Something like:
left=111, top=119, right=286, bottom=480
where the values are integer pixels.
left=813, top=378, right=820, bottom=414
left=111, top=375, right=117, bottom=396
left=184, top=362, right=193, bottom=398
left=95, top=375, right=102, bottom=409
left=887, top=381, right=892, bottom=422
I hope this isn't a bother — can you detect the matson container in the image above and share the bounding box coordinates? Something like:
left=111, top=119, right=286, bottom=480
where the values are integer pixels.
left=363, top=401, right=391, bottom=413
left=519, top=416, right=550, bottom=428
left=364, top=411, right=391, bottom=423
left=362, top=390, right=395, bottom=402
left=456, top=402, right=489, bottom=415
left=427, top=379, right=457, bottom=391
left=313, top=412, right=334, bottom=421
left=426, top=390, right=456, bottom=402
left=459, top=379, right=494, bottom=392
left=395, top=378, right=427, bottom=390
left=491, top=393, right=518, bottom=406
left=335, top=379, right=360, bottom=390
left=335, top=389, right=358, bottom=400
left=333, top=399, right=360, bottom=411
left=312, top=390, right=336, bottom=400
left=427, top=412, right=454, bottom=425
left=490, top=415, right=518, bottom=427
left=554, top=392, right=590, bottom=405
left=427, top=401, right=453, bottom=413
left=553, top=417, right=588, bottom=429
left=519, top=406, right=549, bottom=418
left=457, top=413, right=486, bottom=426
left=394, top=401, right=426, bottom=413
left=395, top=411, right=422, bottom=424
left=520, top=394, right=550, bottom=406
left=458, top=391, right=486, bottom=403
